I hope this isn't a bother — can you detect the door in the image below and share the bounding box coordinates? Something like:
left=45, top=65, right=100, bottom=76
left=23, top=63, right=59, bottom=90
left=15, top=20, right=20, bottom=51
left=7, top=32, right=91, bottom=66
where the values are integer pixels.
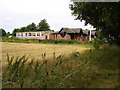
left=45, top=36, right=48, bottom=39
left=70, top=34, right=74, bottom=40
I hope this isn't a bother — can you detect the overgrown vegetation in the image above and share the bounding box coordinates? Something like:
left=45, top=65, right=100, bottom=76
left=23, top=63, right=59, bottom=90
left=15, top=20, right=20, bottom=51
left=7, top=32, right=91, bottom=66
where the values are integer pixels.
left=2, top=46, right=120, bottom=88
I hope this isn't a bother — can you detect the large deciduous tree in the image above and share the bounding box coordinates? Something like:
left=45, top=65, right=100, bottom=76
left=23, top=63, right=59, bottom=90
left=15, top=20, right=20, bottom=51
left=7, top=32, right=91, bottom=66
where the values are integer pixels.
left=38, top=19, right=50, bottom=31
left=70, top=2, right=120, bottom=43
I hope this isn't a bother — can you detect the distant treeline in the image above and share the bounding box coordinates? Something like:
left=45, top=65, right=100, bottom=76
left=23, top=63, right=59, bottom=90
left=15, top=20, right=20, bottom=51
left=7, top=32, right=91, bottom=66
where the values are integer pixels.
left=0, top=19, right=54, bottom=37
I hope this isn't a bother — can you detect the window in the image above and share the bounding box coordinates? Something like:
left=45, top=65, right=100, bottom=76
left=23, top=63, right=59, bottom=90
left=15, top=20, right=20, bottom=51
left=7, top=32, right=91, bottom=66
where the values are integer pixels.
left=25, top=33, right=27, bottom=36
left=29, top=33, right=31, bottom=36
left=17, top=33, right=20, bottom=36
left=37, top=33, right=40, bottom=36
left=21, top=33, right=23, bottom=36
left=33, top=33, right=36, bottom=36
left=41, top=33, right=44, bottom=36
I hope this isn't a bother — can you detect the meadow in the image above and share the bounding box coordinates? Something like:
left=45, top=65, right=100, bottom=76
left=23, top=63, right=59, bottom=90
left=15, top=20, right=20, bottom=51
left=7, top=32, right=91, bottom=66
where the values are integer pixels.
left=2, top=42, right=90, bottom=66
left=1, top=41, right=120, bottom=88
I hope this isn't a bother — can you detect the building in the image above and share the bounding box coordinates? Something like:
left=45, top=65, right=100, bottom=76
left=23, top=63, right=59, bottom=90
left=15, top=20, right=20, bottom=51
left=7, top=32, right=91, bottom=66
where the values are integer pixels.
left=16, top=31, right=52, bottom=39
left=49, top=28, right=96, bottom=41
left=16, top=28, right=96, bottom=41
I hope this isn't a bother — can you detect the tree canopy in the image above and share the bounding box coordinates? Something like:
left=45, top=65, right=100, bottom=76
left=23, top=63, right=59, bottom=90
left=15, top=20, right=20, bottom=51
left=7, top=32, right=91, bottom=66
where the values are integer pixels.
left=12, top=28, right=20, bottom=36
left=70, top=2, right=120, bottom=43
left=12, top=19, right=51, bottom=36
left=37, top=19, right=50, bottom=31
left=6, top=32, right=11, bottom=37
left=26, top=23, right=36, bottom=31
left=0, top=28, right=6, bottom=37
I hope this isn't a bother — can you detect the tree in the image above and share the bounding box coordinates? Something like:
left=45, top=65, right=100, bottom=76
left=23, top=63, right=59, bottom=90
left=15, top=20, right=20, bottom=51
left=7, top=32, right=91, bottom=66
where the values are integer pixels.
left=12, top=20, right=50, bottom=36
left=0, top=28, right=6, bottom=37
left=12, top=28, right=20, bottom=36
left=6, top=32, right=11, bottom=37
left=70, top=2, right=120, bottom=44
left=37, top=19, right=50, bottom=31
left=26, top=23, right=36, bottom=31
left=20, top=27, right=27, bottom=32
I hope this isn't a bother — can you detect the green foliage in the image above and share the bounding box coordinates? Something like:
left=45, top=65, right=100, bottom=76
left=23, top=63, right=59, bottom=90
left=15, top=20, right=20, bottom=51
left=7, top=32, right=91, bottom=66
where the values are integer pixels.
left=0, top=28, right=6, bottom=37
left=96, top=30, right=102, bottom=38
left=93, top=37, right=107, bottom=49
left=20, top=27, right=27, bottom=32
left=38, top=19, right=50, bottom=31
left=26, top=23, right=36, bottom=32
left=6, top=32, right=11, bottom=37
left=12, top=19, right=51, bottom=36
left=3, top=52, right=92, bottom=88
left=2, top=37, right=82, bottom=44
left=3, top=46, right=119, bottom=88
left=40, top=39, right=82, bottom=44
left=12, top=23, right=36, bottom=36
left=93, top=43, right=100, bottom=49
left=70, top=2, right=120, bottom=43
left=12, top=28, right=21, bottom=36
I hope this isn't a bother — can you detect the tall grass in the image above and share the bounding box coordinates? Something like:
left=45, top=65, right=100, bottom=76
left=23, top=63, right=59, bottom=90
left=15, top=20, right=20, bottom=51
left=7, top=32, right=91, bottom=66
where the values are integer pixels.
left=2, top=46, right=120, bottom=88
left=3, top=52, right=92, bottom=88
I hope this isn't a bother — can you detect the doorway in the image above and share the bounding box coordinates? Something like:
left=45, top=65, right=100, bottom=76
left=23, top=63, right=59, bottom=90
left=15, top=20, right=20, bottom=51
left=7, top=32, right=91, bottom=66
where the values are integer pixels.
left=45, top=36, right=48, bottom=39
left=70, top=34, right=74, bottom=40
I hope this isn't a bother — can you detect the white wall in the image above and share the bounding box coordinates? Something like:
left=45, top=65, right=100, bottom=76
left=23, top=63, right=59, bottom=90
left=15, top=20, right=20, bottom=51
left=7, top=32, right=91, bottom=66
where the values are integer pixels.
left=16, top=32, right=44, bottom=37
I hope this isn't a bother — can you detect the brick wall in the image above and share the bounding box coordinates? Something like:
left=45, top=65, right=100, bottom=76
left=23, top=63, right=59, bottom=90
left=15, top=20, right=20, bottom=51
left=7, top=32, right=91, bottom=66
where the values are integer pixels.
left=49, top=34, right=71, bottom=40
left=49, top=34, right=89, bottom=41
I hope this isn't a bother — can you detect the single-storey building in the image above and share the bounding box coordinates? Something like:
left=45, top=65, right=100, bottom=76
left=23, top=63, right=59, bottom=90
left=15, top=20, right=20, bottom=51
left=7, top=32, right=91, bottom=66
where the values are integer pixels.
left=16, top=31, right=52, bottom=39
left=16, top=28, right=96, bottom=41
left=49, top=28, right=96, bottom=41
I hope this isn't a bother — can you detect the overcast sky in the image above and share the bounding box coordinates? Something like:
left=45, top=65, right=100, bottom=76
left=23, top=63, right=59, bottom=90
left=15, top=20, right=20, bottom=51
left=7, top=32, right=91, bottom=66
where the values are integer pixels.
left=0, top=0, right=95, bottom=33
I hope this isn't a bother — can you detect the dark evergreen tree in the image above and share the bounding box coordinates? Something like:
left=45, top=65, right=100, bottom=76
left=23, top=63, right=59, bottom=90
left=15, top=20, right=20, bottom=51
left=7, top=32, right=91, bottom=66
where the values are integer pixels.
left=0, top=28, right=6, bottom=37
left=37, top=19, right=50, bottom=31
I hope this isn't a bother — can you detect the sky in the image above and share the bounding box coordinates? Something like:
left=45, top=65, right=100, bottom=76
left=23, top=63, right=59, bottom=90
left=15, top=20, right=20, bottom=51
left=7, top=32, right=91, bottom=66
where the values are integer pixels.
left=0, top=0, right=95, bottom=33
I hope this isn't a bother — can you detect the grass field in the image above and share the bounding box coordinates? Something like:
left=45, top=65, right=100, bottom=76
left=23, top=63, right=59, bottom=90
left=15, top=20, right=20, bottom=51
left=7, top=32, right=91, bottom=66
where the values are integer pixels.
left=2, top=42, right=119, bottom=88
left=2, top=42, right=91, bottom=66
